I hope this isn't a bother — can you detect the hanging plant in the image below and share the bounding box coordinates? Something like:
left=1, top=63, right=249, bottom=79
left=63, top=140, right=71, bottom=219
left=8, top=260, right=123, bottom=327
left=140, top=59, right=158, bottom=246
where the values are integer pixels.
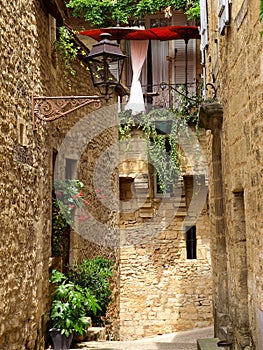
left=54, top=26, right=88, bottom=82
left=119, top=88, right=201, bottom=193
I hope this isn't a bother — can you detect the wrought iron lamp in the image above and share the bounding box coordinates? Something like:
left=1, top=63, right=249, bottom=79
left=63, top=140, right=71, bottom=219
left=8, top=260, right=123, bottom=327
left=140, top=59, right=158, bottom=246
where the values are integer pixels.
left=87, top=33, right=126, bottom=98
left=32, top=33, right=126, bottom=129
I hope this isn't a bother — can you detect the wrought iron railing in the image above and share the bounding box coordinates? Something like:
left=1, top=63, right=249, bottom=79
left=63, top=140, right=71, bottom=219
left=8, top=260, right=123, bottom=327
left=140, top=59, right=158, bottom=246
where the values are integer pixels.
left=141, top=82, right=201, bottom=111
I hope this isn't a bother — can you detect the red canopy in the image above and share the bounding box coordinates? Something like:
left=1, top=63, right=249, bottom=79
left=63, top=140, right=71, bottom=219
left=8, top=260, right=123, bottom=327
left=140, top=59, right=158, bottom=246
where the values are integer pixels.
left=79, top=25, right=200, bottom=42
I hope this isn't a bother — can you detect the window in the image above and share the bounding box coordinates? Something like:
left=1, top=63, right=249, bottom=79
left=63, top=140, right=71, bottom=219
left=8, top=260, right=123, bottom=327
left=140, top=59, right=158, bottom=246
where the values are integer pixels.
left=65, top=158, right=78, bottom=179
left=17, top=118, right=27, bottom=146
left=49, top=14, right=57, bottom=43
left=186, top=226, right=197, bottom=259
left=119, top=177, right=135, bottom=201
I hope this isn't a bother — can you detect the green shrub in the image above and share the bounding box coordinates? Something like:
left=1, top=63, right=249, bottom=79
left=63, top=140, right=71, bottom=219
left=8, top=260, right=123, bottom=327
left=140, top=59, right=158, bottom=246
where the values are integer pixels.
left=67, top=256, right=114, bottom=325
left=49, top=270, right=100, bottom=337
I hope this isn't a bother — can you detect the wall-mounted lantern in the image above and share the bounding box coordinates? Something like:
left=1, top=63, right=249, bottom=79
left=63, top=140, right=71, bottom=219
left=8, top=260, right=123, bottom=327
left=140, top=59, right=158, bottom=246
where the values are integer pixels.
left=32, top=33, right=126, bottom=129
left=87, top=33, right=126, bottom=98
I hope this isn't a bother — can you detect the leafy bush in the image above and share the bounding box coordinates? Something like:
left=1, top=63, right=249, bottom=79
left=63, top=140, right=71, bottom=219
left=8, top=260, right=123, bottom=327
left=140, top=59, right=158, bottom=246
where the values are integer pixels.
left=67, top=256, right=114, bottom=325
left=49, top=270, right=101, bottom=337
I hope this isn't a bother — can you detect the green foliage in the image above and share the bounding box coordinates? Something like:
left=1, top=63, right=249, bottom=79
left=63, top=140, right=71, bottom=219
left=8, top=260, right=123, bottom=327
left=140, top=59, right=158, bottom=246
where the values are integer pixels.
left=55, top=26, right=79, bottom=76
left=66, top=0, right=200, bottom=27
left=55, top=26, right=86, bottom=79
left=52, top=199, right=70, bottom=257
left=49, top=269, right=101, bottom=337
left=67, top=257, right=114, bottom=325
left=260, top=0, right=263, bottom=37
left=119, top=86, right=201, bottom=193
left=260, top=0, right=263, bottom=22
left=52, top=180, right=85, bottom=257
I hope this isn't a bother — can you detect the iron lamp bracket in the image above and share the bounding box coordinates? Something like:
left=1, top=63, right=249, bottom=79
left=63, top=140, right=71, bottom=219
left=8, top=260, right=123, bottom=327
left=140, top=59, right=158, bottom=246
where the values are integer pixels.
left=32, top=95, right=103, bottom=130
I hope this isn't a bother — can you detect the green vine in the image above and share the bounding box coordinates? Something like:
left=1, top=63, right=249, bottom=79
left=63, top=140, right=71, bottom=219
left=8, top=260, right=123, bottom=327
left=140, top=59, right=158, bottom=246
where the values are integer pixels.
left=66, top=0, right=200, bottom=27
left=55, top=26, right=87, bottom=79
left=119, top=89, right=201, bottom=193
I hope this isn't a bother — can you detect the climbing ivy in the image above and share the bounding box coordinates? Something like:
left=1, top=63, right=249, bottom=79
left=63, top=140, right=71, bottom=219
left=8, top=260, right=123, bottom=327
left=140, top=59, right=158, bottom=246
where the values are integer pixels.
left=119, top=88, right=201, bottom=193
left=65, top=0, right=200, bottom=27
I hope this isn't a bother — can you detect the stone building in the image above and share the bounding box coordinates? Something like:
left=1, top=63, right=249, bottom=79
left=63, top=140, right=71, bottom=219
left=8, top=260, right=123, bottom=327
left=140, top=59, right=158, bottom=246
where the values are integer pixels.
left=0, top=0, right=118, bottom=348
left=199, top=0, right=263, bottom=348
left=0, top=1, right=213, bottom=348
left=97, top=10, right=214, bottom=340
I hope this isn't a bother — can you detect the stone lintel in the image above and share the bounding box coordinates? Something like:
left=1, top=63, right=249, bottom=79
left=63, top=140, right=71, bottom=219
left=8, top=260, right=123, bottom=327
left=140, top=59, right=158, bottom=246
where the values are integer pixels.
left=199, top=102, right=223, bottom=131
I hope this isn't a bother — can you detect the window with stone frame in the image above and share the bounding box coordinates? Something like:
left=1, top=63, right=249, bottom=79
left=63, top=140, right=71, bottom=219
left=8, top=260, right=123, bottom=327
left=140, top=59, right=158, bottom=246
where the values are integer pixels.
left=186, top=225, right=197, bottom=259
left=65, top=158, right=78, bottom=179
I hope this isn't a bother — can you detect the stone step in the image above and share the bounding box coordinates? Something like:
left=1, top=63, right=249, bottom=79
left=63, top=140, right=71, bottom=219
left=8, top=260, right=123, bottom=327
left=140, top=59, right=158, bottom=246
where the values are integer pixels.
left=86, top=327, right=106, bottom=341
left=73, top=327, right=106, bottom=344
left=197, top=338, right=219, bottom=350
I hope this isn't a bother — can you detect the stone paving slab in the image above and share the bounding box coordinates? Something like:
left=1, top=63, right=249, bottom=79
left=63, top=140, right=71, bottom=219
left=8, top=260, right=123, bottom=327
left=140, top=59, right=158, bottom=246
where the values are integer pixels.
left=71, top=326, right=214, bottom=350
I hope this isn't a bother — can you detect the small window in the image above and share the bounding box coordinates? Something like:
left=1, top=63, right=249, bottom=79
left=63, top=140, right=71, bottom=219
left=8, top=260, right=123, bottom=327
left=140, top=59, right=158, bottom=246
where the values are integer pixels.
left=186, top=226, right=197, bottom=259
left=65, top=159, right=78, bottom=179
left=119, top=177, right=134, bottom=201
left=17, top=118, right=27, bottom=146
left=49, top=14, right=57, bottom=43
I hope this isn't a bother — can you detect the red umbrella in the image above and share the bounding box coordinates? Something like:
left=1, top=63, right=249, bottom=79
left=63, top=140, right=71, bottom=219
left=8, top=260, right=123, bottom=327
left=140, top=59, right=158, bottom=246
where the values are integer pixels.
left=79, top=25, right=200, bottom=42
left=149, top=25, right=200, bottom=41
left=79, top=27, right=157, bottom=42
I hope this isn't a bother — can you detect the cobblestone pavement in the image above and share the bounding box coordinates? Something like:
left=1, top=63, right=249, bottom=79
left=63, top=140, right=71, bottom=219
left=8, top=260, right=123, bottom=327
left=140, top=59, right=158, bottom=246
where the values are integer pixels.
left=73, top=327, right=214, bottom=350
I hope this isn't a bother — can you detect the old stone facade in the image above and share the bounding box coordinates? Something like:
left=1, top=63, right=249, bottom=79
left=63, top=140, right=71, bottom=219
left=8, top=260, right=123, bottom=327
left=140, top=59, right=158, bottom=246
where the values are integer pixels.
left=200, top=0, right=263, bottom=349
left=65, top=9, right=214, bottom=341
left=117, top=125, right=213, bottom=340
left=1, top=1, right=214, bottom=347
left=0, top=0, right=119, bottom=348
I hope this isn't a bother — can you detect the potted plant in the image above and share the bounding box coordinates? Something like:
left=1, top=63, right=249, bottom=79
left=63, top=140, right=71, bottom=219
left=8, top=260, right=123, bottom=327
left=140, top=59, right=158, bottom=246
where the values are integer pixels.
left=67, top=256, right=114, bottom=326
left=49, top=269, right=100, bottom=350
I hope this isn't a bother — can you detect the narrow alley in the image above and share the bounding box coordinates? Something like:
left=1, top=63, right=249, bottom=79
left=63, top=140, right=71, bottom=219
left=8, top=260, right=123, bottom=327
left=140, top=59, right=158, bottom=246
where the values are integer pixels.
left=68, top=327, right=214, bottom=350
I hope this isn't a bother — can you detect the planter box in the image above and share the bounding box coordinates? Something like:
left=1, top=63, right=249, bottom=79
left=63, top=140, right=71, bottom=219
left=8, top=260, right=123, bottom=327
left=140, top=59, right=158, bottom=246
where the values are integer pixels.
left=153, top=120, right=173, bottom=134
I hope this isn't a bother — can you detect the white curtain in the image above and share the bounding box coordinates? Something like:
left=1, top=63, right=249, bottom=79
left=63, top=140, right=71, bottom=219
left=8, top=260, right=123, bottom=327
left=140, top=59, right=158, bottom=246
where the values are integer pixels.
left=125, top=40, right=149, bottom=114
left=151, top=40, right=169, bottom=86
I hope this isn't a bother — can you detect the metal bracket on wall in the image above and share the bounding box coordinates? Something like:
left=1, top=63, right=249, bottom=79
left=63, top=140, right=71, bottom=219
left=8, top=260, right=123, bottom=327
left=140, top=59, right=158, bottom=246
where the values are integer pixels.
left=32, top=95, right=102, bottom=130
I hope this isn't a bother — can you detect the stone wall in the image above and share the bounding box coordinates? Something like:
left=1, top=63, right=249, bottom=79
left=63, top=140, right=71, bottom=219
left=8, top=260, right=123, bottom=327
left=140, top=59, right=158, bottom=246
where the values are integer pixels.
left=0, top=1, right=53, bottom=348
left=117, top=128, right=213, bottom=340
left=204, top=0, right=263, bottom=348
left=0, top=0, right=120, bottom=347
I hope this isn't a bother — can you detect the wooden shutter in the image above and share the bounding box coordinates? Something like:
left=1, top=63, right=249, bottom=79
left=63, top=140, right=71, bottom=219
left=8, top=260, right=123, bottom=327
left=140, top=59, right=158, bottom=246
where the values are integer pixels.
left=173, top=39, right=195, bottom=85
left=200, top=0, right=208, bottom=50
left=218, top=0, right=230, bottom=35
